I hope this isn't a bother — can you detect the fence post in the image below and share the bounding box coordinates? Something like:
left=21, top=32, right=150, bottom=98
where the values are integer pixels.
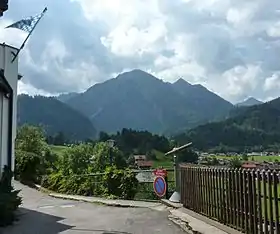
left=273, top=170, right=279, bottom=233
left=165, top=174, right=168, bottom=199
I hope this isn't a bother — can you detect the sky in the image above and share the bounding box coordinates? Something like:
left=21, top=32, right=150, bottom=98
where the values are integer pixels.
left=1, top=0, right=280, bottom=103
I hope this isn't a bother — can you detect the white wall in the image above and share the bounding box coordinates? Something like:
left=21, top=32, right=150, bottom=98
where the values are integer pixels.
left=0, top=43, right=19, bottom=175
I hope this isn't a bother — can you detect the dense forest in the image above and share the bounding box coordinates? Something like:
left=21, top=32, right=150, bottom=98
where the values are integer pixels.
left=17, top=95, right=97, bottom=141
left=175, top=97, right=280, bottom=152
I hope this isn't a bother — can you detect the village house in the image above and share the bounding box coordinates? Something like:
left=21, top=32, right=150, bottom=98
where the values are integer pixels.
left=133, top=155, right=153, bottom=169
left=0, top=42, right=20, bottom=176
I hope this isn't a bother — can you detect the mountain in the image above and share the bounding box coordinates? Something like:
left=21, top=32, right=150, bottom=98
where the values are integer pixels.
left=56, top=92, right=79, bottom=102
left=236, top=97, right=263, bottom=107
left=172, top=78, right=233, bottom=122
left=17, top=95, right=97, bottom=140
left=65, top=69, right=233, bottom=134
left=175, top=97, right=280, bottom=151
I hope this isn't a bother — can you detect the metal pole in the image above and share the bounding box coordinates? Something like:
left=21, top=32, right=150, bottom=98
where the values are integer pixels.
left=110, top=147, right=112, bottom=165
left=174, top=154, right=177, bottom=189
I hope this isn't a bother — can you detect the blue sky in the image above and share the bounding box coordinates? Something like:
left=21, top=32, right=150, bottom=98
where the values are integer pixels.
left=1, top=0, right=280, bottom=103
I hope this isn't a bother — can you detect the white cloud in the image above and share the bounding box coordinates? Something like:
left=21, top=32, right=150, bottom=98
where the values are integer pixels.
left=17, top=80, right=53, bottom=96
left=264, top=73, right=280, bottom=91
left=267, top=22, right=280, bottom=37
left=1, top=0, right=280, bottom=102
left=214, top=65, right=262, bottom=101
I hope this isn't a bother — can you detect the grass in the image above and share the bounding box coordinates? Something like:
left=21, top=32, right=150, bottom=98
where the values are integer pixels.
left=49, top=145, right=173, bottom=169
left=49, top=145, right=69, bottom=157
left=215, top=155, right=280, bottom=162
left=152, top=150, right=173, bottom=169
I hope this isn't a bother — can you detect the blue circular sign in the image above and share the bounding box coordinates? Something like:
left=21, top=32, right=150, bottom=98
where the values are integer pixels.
left=153, top=176, right=166, bottom=197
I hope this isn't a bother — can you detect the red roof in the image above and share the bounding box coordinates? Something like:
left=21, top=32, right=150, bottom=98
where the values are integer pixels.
left=242, top=161, right=261, bottom=168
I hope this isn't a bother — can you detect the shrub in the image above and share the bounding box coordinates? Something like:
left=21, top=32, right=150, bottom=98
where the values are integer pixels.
left=0, top=166, right=22, bottom=227
left=15, top=150, right=41, bottom=184
left=103, top=166, right=138, bottom=199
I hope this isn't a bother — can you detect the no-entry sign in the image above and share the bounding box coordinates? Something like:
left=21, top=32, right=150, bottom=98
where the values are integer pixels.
left=153, top=176, right=167, bottom=197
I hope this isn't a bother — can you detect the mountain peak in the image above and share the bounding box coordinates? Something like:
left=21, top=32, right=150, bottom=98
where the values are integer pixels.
left=117, top=69, right=155, bottom=79
left=173, top=78, right=192, bottom=87
left=236, top=97, right=263, bottom=107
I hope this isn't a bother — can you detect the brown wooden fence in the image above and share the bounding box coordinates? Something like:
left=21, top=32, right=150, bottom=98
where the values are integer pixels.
left=180, top=166, right=280, bottom=234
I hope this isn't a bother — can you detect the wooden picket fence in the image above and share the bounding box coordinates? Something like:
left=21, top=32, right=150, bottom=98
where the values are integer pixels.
left=180, top=166, right=280, bottom=234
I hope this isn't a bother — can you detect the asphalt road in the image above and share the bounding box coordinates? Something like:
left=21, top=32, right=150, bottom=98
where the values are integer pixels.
left=1, top=182, right=185, bottom=234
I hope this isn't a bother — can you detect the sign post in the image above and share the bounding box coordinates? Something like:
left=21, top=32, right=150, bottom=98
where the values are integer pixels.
left=153, top=176, right=167, bottom=198
left=165, top=142, right=192, bottom=203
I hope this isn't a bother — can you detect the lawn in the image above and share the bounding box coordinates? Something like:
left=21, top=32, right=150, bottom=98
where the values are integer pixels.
left=152, top=150, right=173, bottom=169
left=49, top=145, right=174, bottom=169
left=216, top=155, right=280, bottom=162
left=49, top=145, right=69, bottom=157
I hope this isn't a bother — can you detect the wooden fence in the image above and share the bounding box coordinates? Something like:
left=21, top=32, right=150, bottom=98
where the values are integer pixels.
left=180, top=166, right=280, bottom=234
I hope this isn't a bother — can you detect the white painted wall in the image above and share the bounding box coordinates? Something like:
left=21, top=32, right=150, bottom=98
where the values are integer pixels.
left=0, top=43, right=19, bottom=175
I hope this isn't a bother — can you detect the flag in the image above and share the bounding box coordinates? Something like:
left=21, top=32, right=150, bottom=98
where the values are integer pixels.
left=5, top=7, right=48, bottom=63
left=5, top=7, right=47, bottom=33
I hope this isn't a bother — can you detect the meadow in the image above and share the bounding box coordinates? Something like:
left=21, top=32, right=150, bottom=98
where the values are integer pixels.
left=49, top=145, right=174, bottom=169
left=216, top=155, right=280, bottom=162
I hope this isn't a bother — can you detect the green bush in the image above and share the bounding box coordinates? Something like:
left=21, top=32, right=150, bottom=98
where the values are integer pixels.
left=15, top=125, right=51, bottom=184
left=15, top=150, right=41, bottom=184
left=0, top=166, right=22, bottom=227
left=103, top=166, right=138, bottom=199
left=42, top=171, right=105, bottom=197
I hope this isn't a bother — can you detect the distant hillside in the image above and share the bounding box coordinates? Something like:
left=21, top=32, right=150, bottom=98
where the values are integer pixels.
left=175, top=97, right=280, bottom=151
left=56, top=92, right=79, bottom=102
left=236, top=97, right=263, bottom=107
left=65, top=70, right=233, bottom=134
left=17, top=95, right=97, bottom=140
left=172, top=78, right=233, bottom=122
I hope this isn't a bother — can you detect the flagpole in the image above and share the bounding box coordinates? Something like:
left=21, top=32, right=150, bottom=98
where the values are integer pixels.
left=11, top=7, right=48, bottom=63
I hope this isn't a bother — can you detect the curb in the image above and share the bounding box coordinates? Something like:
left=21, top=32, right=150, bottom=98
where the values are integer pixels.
left=160, top=199, right=183, bottom=208
left=168, top=214, right=201, bottom=234
left=49, top=193, right=163, bottom=209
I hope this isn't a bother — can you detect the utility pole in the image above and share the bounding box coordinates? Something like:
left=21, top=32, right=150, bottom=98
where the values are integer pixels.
left=165, top=142, right=192, bottom=203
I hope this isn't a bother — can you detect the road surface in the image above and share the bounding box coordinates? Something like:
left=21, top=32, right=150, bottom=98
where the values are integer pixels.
left=1, top=182, right=185, bottom=234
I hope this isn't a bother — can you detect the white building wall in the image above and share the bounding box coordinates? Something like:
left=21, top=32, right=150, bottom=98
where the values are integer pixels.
left=0, top=43, right=19, bottom=175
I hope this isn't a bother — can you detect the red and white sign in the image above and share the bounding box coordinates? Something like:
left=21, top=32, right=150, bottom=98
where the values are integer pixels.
left=153, top=169, right=167, bottom=177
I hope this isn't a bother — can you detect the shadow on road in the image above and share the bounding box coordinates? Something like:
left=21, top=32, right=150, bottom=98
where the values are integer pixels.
left=0, top=207, right=73, bottom=234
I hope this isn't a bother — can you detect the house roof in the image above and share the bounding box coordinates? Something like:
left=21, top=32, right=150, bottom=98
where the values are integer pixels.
left=137, top=161, right=153, bottom=167
left=134, top=155, right=146, bottom=160
left=242, top=161, right=261, bottom=168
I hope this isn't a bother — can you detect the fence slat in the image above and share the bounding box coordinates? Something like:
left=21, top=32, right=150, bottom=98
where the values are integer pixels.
left=257, top=170, right=263, bottom=234
left=273, top=171, right=279, bottom=234
left=267, top=170, right=274, bottom=234
left=263, top=170, right=269, bottom=234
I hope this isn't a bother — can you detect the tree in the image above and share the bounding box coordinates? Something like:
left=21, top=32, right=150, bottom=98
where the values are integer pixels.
left=59, top=143, right=96, bottom=175
left=242, top=154, right=248, bottom=161
left=92, top=142, right=127, bottom=171
left=15, top=125, right=50, bottom=183
left=53, top=132, right=66, bottom=145
left=127, top=155, right=135, bottom=167
left=229, top=157, right=242, bottom=168
left=16, top=125, right=48, bottom=156
left=177, top=150, right=198, bottom=164
left=58, top=142, right=127, bottom=176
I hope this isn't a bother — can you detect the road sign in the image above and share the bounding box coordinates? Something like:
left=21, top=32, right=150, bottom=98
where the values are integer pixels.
left=136, top=171, right=155, bottom=183
left=153, top=169, right=167, bottom=177
left=153, top=176, right=167, bottom=197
